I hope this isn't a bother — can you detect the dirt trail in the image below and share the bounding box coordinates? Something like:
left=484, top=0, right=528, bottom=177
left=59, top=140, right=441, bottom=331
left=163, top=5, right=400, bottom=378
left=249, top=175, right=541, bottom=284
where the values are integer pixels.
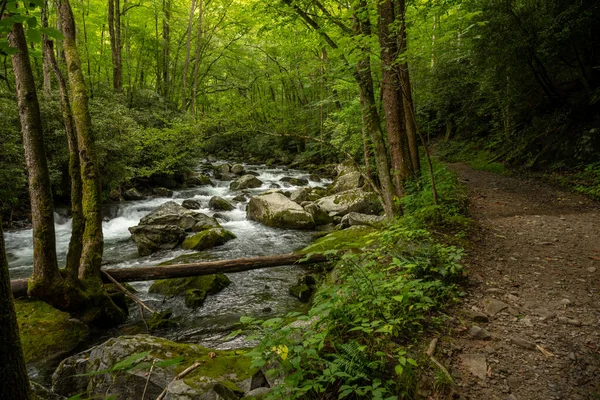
left=447, top=164, right=600, bottom=400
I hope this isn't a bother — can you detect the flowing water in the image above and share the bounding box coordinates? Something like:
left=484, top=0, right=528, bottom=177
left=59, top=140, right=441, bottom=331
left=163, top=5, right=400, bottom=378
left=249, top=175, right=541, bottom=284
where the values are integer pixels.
left=5, top=161, right=330, bottom=351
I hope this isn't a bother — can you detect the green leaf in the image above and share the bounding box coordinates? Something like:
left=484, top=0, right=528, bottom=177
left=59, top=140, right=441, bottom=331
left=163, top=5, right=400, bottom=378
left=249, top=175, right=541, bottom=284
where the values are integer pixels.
left=26, top=28, right=42, bottom=43
left=156, top=356, right=185, bottom=367
left=41, top=26, right=65, bottom=40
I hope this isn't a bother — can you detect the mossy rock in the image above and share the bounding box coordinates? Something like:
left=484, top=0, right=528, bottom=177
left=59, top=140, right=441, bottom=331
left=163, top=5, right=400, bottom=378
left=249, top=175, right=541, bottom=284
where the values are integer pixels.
left=148, top=310, right=177, bottom=331
left=289, top=284, right=313, bottom=303
left=185, top=288, right=208, bottom=308
left=300, top=226, right=378, bottom=254
left=149, top=274, right=231, bottom=309
left=15, top=299, right=89, bottom=363
left=182, top=227, right=236, bottom=250
left=52, top=334, right=255, bottom=399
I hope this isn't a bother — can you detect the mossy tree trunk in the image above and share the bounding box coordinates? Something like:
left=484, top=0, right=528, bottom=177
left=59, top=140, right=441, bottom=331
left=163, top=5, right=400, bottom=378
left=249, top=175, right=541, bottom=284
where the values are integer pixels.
left=0, top=219, right=31, bottom=400
left=45, top=31, right=84, bottom=280
left=8, top=21, right=61, bottom=292
left=377, top=0, right=413, bottom=197
left=57, top=0, right=127, bottom=326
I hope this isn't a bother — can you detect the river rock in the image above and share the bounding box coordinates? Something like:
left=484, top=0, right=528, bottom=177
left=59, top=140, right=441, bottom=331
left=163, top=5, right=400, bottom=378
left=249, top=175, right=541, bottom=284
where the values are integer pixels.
left=216, top=172, right=237, bottom=181
left=216, top=163, right=231, bottom=174
left=340, top=212, right=385, bottom=228
left=231, top=175, right=263, bottom=190
left=280, top=176, right=309, bottom=186
left=331, top=171, right=364, bottom=193
left=123, top=188, right=145, bottom=201
left=231, top=164, right=245, bottom=175
left=150, top=274, right=231, bottom=308
left=246, top=171, right=260, bottom=177
left=51, top=335, right=254, bottom=399
left=209, top=196, right=234, bottom=211
left=247, top=191, right=315, bottom=229
left=308, top=174, right=322, bottom=183
left=192, top=214, right=221, bottom=231
left=181, top=199, right=202, bottom=209
left=316, top=189, right=381, bottom=217
left=186, top=173, right=212, bottom=187
left=138, top=201, right=198, bottom=230
left=31, top=382, right=64, bottom=400
left=152, top=187, right=173, bottom=197
left=128, top=225, right=186, bottom=256
left=182, top=228, right=236, bottom=251
left=290, top=187, right=312, bottom=203
left=303, top=203, right=333, bottom=226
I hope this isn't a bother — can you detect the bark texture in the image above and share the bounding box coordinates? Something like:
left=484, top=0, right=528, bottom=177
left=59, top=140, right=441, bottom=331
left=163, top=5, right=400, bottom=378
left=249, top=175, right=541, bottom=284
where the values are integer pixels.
left=9, top=21, right=60, bottom=289
left=0, top=219, right=31, bottom=400
left=108, top=0, right=123, bottom=92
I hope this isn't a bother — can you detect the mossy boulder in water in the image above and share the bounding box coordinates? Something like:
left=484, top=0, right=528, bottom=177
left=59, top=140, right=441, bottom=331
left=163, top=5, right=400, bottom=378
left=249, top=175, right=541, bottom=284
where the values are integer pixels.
left=247, top=191, right=315, bottom=230
left=15, top=299, right=89, bottom=364
left=280, top=176, right=309, bottom=186
left=123, top=188, right=145, bottom=200
left=52, top=334, right=257, bottom=399
left=186, top=173, right=212, bottom=186
left=149, top=274, right=231, bottom=309
left=230, top=174, right=263, bottom=190
left=301, top=226, right=377, bottom=254
left=209, top=196, right=234, bottom=211
left=182, top=227, right=236, bottom=250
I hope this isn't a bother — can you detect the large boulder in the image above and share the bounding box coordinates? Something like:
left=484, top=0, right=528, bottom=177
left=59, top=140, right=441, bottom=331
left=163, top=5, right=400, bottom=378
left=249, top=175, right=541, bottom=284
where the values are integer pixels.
left=181, top=228, right=236, bottom=251
left=209, top=196, right=234, bottom=211
left=330, top=171, right=364, bottom=193
left=123, top=188, right=145, bottom=201
left=128, top=225, right=186, bottom=256
left=230, top=175, right=263, bottom=190
left=52, top=335, right=255, bottom=399
left=139, top=201, right=198, bottom=230
left=279, top=176, right=308, bottom=186
left=290, top=187, right=312, bottom=203
left=316, top=189, right=382, bottom=217
left=247, top=191, right=315, bottom=230
left=129, top=202, right=222, bottom=255
left=303, top=203, right=333, bottom=226
left=181, top=199, right=202, bottom=210
left=340, top=212, right=386, bottom=228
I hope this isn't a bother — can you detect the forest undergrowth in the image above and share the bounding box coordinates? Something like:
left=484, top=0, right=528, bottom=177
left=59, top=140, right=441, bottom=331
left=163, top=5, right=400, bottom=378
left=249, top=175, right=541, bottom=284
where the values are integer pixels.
left=237, top=162, right=470, bottom=399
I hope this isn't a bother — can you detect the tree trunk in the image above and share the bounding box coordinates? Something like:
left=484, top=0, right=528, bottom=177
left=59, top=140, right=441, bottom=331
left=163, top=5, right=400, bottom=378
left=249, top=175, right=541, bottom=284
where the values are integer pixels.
left=377, top=0, right=411, bottom=197
left=41, top=0, right=52, bottom=95
left=58, top=0, right=126, bottom=326
left=191, top=0, right=204, bottom=116
left=9, top=21, right=61, bottom=292
left=0, top=218, right=31, bottom=400
left=162, top=0, right=170, bottom=98
left=108, top=0, right=122, bottom=92
left=354, top=1, right=397, bottom=217
left=45, top=36, right=84, bottom=280
left=397, top=0, right=420, bottom=176
left=181, top=0, right=196, bottom=111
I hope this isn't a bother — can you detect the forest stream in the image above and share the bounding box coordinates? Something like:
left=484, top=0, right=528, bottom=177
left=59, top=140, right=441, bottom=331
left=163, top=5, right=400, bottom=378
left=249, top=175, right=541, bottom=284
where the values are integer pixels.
left=5, top=161, right=330, bottom=382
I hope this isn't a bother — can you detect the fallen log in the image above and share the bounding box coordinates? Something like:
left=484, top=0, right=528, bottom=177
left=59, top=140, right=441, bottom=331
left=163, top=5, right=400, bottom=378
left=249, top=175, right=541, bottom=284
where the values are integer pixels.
left=11, top=252, right=332, bottom=297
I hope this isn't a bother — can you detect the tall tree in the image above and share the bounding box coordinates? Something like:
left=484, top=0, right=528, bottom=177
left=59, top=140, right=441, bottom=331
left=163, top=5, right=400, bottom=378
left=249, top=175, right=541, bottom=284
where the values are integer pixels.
left=162, top=0, right=171, bottom=98
left=8, top=17, right=61, bottom=295
left=108, top=0, right=123, bottom=92
left=0, top=218, right=31, bottom=400
left=181, top=0, right=197, bottom=111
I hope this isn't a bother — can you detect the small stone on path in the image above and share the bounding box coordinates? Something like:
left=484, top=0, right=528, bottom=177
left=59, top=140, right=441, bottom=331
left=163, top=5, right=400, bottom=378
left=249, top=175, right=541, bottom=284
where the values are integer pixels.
left=587, top=267, right=596, bottom=273
left=470, top=326, right=492, bottom=340
left=472, top=311, right=490, bottom=323
left=557, top=316, right=582, bottom=326
left=511, top=336, right=536, bottom=350
left=484, top=299, right=508, bottom=316
left=461, top=354, right=487, bottom=380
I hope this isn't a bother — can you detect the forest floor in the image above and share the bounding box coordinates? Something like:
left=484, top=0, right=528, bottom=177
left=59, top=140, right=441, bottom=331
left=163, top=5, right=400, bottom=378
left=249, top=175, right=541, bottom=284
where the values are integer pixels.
left=445, top=163, right=600, bottom=400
